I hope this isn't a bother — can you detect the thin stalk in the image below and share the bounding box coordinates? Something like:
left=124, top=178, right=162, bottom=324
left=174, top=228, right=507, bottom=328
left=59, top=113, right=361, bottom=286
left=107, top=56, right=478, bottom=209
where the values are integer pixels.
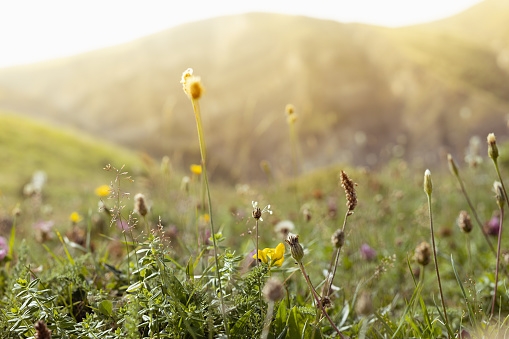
left=427, top=194, right=450, bottom=336
left=466, top=234, right=472, bottom=278
left=298, top=262, right=344, bottom=339
left=191, top=98, right=229, bottom=337
left=493, top=161, right=509, bottom=210
left=491, top=206, right=504, bottom=318
left=256, top=219, right=263, bottom=316
left=261, top=300, right=275, bottom=339
left=454, top=172, right=496, bottom=255
left=322, top=211, right=349, bottom=299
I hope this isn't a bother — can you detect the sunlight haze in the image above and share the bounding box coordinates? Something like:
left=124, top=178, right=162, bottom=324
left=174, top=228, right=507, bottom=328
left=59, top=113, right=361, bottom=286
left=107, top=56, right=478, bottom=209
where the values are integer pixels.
left=0, top=0, right=483, bottom=68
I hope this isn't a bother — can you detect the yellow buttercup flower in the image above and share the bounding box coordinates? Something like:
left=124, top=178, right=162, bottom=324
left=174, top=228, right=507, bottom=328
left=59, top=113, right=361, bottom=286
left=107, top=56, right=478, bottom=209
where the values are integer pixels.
left=95, top=185, right=110, bottom=197
left=70, top=212, right=83, bottom=223
left=190, top=164, right=202, bottom=175
left=253, top=243, right=285, bottom=268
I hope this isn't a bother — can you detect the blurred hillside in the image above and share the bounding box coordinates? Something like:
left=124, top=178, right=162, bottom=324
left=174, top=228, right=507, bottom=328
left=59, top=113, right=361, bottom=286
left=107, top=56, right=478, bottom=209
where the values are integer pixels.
left=0, top=0, right=508, bottom=181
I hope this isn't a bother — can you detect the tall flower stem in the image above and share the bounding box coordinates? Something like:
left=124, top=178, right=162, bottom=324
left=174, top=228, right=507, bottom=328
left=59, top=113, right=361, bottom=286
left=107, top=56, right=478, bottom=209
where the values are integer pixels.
left=255, top=218, right=263, bottom=316
left=451, top=169, right=496, bottom=255
left=298, top=262, right=344, bottom=339
left=491, top=205, right=504, bottom=318
left=426, top=192, right=450, bottom=336
left=190, top=98, right=229, bottom=337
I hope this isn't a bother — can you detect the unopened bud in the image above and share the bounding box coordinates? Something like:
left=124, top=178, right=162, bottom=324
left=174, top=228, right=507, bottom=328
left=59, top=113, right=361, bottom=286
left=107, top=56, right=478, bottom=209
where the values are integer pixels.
left=423, top=169, right=432, bottom=196
left=494, top=181, right=505, bottom=209
left=134, top=193, right=148, bottom=217
left=414, top=241, right=431, bottom=266
left=285, top=234, right=304, bottom=263
left=487, top=133, right=499, bottom=161
left=447, top=154, right=458, bottom=177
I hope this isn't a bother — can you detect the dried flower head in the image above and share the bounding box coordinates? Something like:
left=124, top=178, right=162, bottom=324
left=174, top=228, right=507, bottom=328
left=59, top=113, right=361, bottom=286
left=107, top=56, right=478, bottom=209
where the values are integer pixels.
left=180, top=68, right=204, bottom=100
left=34, top=320, right=52, bottom=339
left=447, top=154, right=458, bottom=177
left=331, top=229, right=345, bottom=249
left=285, top=233, right=304, bottom=263
left=340, top=170, right=358, bottom=213
left=457, top=211, right=473, bottom=233
left=252, top=201, right=272, bottom=221
left=493, top=181, right=505, bottom=209
left=274, top=220, right=295, bottom=238
left=414, top=241, right=431, bottom=266
left=487, top=133, right=499, bottom=161
left=423, top=169, right=432, bottom=196
left=134, top=193, right=148, bottom=217
left=262, top=278, right=284, bottom=302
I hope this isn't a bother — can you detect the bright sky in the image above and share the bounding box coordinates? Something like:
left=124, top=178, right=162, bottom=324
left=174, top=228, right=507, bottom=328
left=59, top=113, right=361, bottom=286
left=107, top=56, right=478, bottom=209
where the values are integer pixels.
left=0, top=0, right=484, bottom=69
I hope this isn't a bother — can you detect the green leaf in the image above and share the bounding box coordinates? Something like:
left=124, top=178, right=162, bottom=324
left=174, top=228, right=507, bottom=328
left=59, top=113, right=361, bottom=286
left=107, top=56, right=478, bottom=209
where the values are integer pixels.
left=99, top=300, right=113, bottom=317
left=126, top=281, right=143, bottom=293
left=286, top=306, right=320, bottom=339
left=231, top=309, right=252, bottom=335
left=274, top=301, right=288, bottom=335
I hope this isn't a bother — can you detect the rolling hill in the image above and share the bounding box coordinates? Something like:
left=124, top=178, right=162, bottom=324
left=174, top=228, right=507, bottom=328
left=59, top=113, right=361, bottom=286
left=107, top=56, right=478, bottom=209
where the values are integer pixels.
left=0, top=0, right=508, bottom=181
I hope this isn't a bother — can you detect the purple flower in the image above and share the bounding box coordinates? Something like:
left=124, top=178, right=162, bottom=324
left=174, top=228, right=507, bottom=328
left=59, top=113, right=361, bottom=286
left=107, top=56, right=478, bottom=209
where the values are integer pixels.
left=0, top=236, right=8, bottom=261
left=116, top=219, right=129, bottom=231
left=485, top=216, right=500, bottom=236
left=360, top=243, right=377, bottom=260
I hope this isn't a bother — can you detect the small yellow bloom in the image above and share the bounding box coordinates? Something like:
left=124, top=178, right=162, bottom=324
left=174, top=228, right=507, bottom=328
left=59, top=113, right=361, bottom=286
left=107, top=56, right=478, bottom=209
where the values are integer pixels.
left=200, top=213, right=210, bottom=223
left=253, top=243, right=285, bottom=268
left=95, top=185, right=110, bottom=197
left=70, top=212, right=83, bottom=223
left=190, top=164, right=202, bottom=175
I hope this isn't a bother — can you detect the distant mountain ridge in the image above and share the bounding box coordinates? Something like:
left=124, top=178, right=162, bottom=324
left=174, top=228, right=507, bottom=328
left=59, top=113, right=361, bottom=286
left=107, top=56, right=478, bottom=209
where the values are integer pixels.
left=0, top=2, right=508, bottom=180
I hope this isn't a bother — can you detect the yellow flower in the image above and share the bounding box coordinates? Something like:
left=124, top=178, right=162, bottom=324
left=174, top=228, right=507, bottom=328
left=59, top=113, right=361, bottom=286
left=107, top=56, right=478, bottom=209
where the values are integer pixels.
left=200, top=213, right=210, bottom=223
left=190, top=164, right=202, bottom=175
left=253, top=243, right=285, bottom=268
left=95, top=185, right=110, bottom=197
left=70, top=212, right=83, bottom=223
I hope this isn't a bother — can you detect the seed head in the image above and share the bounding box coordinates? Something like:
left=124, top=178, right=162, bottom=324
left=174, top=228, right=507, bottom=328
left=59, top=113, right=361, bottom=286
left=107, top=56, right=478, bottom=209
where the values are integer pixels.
left=180, top=68, right=204, bottom=100
left=447, top=154, right=458, bottom=177
left=285, top=234, right=304, bottom=263
left=414, top=241, right=431, bottom=266
left=274, top=220, right=295, bottom=238
left=493, top=181, right=505, bottom=209
left=134, top=193, right=148, bottom=217
left=457, top=211, right=473, bottom=233
left=331, top=229, right=345, bottom=249
left=285, top=104, right=295, bottom=115
left=487, top=133, right=499, bottom=161
left=34, top=320, right=52, bottom=339
left=262, top=278, right=284, bottom=302
left=252, top=201, right=272, bottom=221
left=340, top=170, right=357, bottom=213
left=423, top=169, right=432, bottom=196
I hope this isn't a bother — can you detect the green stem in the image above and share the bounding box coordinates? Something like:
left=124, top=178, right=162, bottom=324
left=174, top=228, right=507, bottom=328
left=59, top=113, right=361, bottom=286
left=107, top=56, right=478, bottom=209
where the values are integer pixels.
left=427, top=194, right=450, bottom=337
left=191, top=98, right=229, bottom=337
left=256, top=219, right=263, bottom=316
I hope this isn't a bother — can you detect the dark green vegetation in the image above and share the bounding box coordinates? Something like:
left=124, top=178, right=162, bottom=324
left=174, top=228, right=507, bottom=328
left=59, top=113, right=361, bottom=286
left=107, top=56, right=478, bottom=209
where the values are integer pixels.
left=0, top=0, right=508, bottom=180
left=1, top=108, right=509, bottom=336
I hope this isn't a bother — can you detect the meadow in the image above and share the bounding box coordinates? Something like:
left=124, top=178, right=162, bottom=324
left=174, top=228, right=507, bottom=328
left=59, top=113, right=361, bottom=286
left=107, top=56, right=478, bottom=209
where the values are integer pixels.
left=1, top=70, right=509, bottom=338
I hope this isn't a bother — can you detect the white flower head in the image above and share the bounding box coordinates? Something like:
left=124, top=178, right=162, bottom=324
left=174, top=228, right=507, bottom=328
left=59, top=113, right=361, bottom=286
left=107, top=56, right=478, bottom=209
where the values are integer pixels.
left=252, top=201, right=273, bottom=221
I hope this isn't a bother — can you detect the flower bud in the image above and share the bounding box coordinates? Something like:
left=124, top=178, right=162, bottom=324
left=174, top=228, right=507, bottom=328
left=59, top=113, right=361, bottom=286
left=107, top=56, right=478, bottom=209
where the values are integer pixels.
left=457, top=211, right=473, bottom=233
left=414, top=241, right=431, bottom=266
left=487, top=133, right=499, bottom=161
left=423, top=169, right=432, bottom=196
left=134, top=193, right=148, bottom=217
left=494, top=181, right=505, bottom=209
left=447, top=154, right=458, bottom=177
left=285, top=234, right=304, bottom=263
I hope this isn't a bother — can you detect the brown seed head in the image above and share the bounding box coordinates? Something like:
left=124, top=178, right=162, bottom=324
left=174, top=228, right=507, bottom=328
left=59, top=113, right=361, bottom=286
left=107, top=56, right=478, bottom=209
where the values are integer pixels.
left=262, top=277, right=284, bottom=302
left=34, top=320, right=52, bottom=339
left=252, top=207, right=262, bottom=220
left=487, top=133, right=499, bottom=161
left=414, top=241, right=431, bottom=266
left=285, top=234, right=304, bottom=263
left=180, top=68, right=204, bottom=100
left=134, top=193, right=148, bottom=217
left=331, top=229, right=345, bottom=249
left=457, top=210, right=473, bottom=233
left=340, top=170, right=357, bottom=213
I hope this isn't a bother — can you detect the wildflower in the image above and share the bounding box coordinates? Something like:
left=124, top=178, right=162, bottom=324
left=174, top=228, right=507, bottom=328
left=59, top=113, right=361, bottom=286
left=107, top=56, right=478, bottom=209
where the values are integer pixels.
left=485, top=215, right=500, bottom=236
left=414, top=241, right=431, bottom=266
left=274, top=220, right=295, bottom=238
left=94, top=184, right=110, bottom=197
left=340, top=170, right=358, bottom=213
left=253, top=243, right=285, bottom=268
left=181, top=176, right=190, bottom=192
left=447, top=154, right=459, bottom=177
left=331, top=229, right=345, bottom=249
left=487, top=133, right=499, bottom=161
left=457, top=211, right=473, bottom=233
left=360, top=243, right=377, bottom=260
left=285, top=104, right=295, bottom=115
left=116, top=219, right=129, bottom=231
left=34, top=320, right=52, bottom=339
left=180, top=68, right=204, bottom=100
left=200, top=213, right=210, bottom=223
left=423, top=169, right=432, bottom=196
left=134, top=193, right=148, bottom=217
left=33, top=220, right=55, bottom=242
left=285, top=234, right=304, bottom=263
left=252, top=201, right=272, bottom=221
left=70, top=212, right=82, bottom=223
left=0, top=236, right=8, bottom=261
left=190, top=164, right=202, bottom=175
left=262, top=278, right=284, bottom=302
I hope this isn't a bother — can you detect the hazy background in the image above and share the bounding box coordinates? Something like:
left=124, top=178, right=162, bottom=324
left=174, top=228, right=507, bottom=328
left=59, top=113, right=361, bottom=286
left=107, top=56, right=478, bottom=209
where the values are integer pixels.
left=1, top=0, right=507, bottom=182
